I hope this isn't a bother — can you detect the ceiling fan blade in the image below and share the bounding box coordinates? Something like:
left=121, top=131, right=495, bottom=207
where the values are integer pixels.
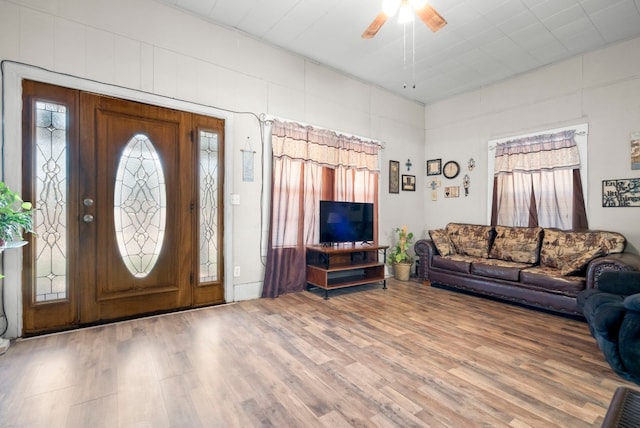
left=361, top=12, right=388, bottom=39
left=415, top=4, right=447, bottom=32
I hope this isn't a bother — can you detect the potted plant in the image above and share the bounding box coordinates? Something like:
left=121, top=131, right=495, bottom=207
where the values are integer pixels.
left=0, top=181, right=35, bottom=247
left=387, top=225, right=414, bottom=281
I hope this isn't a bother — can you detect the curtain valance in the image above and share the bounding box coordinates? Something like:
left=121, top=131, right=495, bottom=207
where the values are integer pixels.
left=271, top=120, right=380, bottom=171
left=494, top=130, right=580, bottom=174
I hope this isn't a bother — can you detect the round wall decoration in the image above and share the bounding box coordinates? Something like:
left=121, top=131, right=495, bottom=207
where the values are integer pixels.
left=443, top=161, right=460, bottom=179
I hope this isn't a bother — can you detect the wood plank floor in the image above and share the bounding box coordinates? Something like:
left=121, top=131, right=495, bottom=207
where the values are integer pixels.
left=0, top=278, right=636, bottom=427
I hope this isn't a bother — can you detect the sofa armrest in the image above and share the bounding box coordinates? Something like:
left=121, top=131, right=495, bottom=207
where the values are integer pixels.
left=414, top=239, right=438, bottom=280
left=586, top=253, right=640, bottom=290
left=415, top=238, right=437, bottom=257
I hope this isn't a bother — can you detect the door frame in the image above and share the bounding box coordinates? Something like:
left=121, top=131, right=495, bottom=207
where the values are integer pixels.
left=1, top=62, right=236, bottom=338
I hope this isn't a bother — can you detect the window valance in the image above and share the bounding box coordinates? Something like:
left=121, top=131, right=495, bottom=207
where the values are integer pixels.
left=494, top=130, right=580, bottom=174
left=271, top=120, right=380, bottom=172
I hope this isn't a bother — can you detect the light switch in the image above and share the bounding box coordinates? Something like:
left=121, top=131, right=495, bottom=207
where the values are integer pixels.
left=231, top=194, right=240, bottom=205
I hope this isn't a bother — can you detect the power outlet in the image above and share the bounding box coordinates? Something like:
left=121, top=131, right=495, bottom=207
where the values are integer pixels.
left=233, top=266, right=241, bottom=277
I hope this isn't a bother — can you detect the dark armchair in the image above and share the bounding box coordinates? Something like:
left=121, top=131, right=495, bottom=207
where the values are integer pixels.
left=577, top=271, right=640, bottom=384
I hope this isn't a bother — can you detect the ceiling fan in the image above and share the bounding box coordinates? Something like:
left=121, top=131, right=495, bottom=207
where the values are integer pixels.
left=362, top=0, right=447, bottom=39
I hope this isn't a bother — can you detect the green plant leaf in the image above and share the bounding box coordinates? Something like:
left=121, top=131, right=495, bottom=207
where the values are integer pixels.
left=0, top=182, right=35, bottom=242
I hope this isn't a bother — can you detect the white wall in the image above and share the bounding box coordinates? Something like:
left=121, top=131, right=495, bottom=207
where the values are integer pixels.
left=0, top=0, right=426, bottom=338
left=423, top=36, right=640, bottom=254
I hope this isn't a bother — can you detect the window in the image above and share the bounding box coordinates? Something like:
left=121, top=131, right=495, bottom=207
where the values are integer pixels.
left=488, top=124, right=588, bottom=229
left=263, top=120, right=381, bottom=297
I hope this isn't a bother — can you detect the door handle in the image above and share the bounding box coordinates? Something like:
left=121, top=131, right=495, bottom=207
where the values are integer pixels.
left=82, top=214, right=94, bottom=223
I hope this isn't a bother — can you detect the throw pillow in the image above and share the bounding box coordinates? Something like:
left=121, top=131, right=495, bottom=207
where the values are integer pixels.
left=445, top=223, right=493, bottom=258
left=558, top=246, right=605, bottom=276
left=540, top=229, right=602, bottom=269
left=429, top=229, right=455, bottom=256
left=489, top=226, right=542, bottom=264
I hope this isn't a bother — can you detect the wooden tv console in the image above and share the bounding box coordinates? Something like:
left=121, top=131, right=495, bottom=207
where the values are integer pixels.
left=305, top=243, right=388, bottom=299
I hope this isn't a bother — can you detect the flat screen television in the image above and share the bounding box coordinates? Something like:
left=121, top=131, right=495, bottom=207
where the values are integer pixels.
left=319, top=200, right=374, bottom=245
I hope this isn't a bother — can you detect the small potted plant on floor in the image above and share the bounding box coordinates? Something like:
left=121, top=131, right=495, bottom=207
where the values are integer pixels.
left=0, top=181, right=35, bottom=248
left=387, top=225, right=414, bottom=281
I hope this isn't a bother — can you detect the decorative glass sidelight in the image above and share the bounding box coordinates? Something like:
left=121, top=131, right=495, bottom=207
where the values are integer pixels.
left=34, top=101, right=68, bottom=302
left=199, top=130, right=219, bottom=282
left=114, top=134, right=166, bottom=278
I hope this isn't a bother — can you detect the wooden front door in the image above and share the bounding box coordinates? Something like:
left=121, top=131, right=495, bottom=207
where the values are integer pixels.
left=21, top=81, right=225, bottom=334
left=77, top=93, right=192, bottom=323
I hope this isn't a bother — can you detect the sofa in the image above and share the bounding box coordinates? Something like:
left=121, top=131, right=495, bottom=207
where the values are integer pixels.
left=414, top=223, right=640, bottom=316
left=577, top=271, right=640, bottom=384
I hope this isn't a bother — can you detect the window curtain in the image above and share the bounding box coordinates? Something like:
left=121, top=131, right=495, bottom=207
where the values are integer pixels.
left=262, top=120, right=380, bottom=298
left=334, top=166, right=378, bottom=203
left=491, top=130, right=588, bottom=230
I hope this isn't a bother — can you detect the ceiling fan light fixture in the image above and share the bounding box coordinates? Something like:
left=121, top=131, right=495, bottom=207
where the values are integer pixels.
left=398, top=2, right=414, bottom=24
left=382, top=0, right=401, bottom=17
left=362, top=0, right=446, bottom=39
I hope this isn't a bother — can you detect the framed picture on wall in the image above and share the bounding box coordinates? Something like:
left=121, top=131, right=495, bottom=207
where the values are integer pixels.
left=402, top=174, right=416, bottom=191
left=426, top=158, right=442, bottom=176
left=444, top=186, right=460, bottom=198
left=389, top=160, right=400, bottom=193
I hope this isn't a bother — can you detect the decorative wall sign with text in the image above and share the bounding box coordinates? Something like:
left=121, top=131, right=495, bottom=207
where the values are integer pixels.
left=602, top=178, right=640, bottom=207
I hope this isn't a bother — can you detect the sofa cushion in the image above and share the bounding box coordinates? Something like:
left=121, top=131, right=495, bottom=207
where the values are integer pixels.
left=445, top=223, right=493, bottom=258
left=489, top=226, right=543, bottom=264
left=471, top=258, right=532, bottom=282
left=431, top=255, right=474, bottom=274
left=540, top=229, right=604, bottom=269
left=429, top=229, right=455, bottom=256
left=519, top=265, right=586, bottom=297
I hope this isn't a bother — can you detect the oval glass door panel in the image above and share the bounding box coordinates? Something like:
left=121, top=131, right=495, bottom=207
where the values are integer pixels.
left=114, top=134, right=167, bottom=278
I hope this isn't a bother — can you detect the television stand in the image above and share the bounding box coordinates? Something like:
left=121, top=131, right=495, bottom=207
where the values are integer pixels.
left=305, top=243, right=388, bottom=299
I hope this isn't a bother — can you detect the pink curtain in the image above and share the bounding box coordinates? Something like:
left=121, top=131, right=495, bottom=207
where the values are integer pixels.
left=491, top=130, right=588, bottom=230
left=263, top=120, right=380, bottom=298
left=334, top=166, right=378, bottom=203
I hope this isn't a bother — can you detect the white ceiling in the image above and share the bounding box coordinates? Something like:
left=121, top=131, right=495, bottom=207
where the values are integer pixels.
left=153, top=0, right=640, bottom=105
